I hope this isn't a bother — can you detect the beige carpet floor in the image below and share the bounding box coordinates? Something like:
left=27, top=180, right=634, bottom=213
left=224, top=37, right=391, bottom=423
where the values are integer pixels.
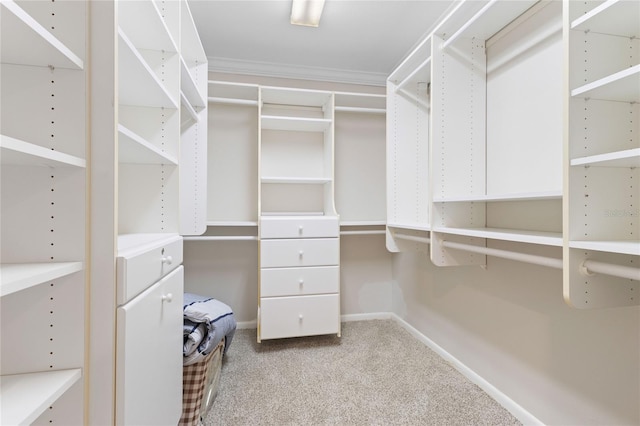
left=203, top=319, right=521, bottom=426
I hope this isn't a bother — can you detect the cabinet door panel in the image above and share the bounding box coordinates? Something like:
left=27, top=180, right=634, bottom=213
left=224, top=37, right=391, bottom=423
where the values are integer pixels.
left=260, top=266, right=339, bottom=297
left=116, top=266, right=183, bottom=426
left=260, top=294, right=340, bottom=340
left=260, top=238, right=339, bottom=268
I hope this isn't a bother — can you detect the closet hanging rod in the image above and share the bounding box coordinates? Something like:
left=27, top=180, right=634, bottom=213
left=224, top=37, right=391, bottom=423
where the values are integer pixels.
left=441, top=0, right=499, bottom=50
left=208, top=97, right=258, bottom=106
left=334, top=106, right=386, bottom=114
left=580, top=259, right=640, bottom=282
left=442, top=240, right=563, bottom=269
left=394, top=234, right=432, bottom=244
left=395, top=57, right=431, bottom=91
left=183, top=236, right=258, bottom=241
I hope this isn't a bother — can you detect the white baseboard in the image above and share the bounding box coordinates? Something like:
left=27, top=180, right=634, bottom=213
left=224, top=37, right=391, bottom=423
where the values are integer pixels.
left=388, top=313, right=543, bottom=426
left=341, top=312, right=393, bottom=322
left=236, top=320, right=257, bottom=330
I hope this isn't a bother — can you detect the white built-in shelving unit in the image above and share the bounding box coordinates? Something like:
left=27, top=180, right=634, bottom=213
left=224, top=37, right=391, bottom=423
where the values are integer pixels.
left=564, top=0, right=640, bottom=308
left=1, top=0, right=87, bottom=423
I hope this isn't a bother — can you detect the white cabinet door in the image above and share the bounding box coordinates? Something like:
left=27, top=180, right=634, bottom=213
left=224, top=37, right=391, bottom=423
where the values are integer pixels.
left=116, top=266, right=184, bottom=426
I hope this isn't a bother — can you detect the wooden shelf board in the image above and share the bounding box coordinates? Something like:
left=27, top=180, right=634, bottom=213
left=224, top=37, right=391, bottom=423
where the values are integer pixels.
left=571, top=64, right=640, bottom=103
left=261, top=115, right=332, bottom=132
left=570, top=240, right=640, bottom=256
left=0, top=262, right=83, bottom=298
left=433, top=227, right=563, bottom=246
left=433, top=190, right=562, bottom=202
left=261, top=177, right=332, bottom=184
left=571, top=148, right=640, bottom=168
left=118, top=125, right=178, bottom=165
left=571, top=0, right=640, bottom=37
left=118, top=29, right=178, bottom=109
left=0, top=0, right=83, bottom=69
left=0, top=135, right=86, bottom=168
left=387, top=222, right=431, bottom=232
left=0, top=369, right=82, bottom=426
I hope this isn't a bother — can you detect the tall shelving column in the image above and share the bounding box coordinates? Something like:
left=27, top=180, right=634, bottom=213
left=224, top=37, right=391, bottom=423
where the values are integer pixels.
left=1, top=0, right=87, bottom=424
left=564, top=0, right=640, bottom=308
left=385, top=36, right=432, bottom=253
left=257, top=86, right=340, bottom=341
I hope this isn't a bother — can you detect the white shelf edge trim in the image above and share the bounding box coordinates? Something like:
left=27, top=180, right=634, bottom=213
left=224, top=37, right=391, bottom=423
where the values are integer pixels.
left=393, top=233, right=432, bottom=244
left=433, top=190, right=562, bottom=202
left=570, top=147, right=640, bottom=167
left=0, top=369, right=82, bottom=426
left=441, top=0, right=499, bottom=49
left=571, top=64, right=640, bottom=98
left=570, top=0, right=620, bottom=30
left=1, top=0, right=84, bottom=70
left=387, top=223, right=431, bottom=232
left=0, top=262, right=83, bottom=297
left=570, top=240, right=640, bottom=256
left=261, top=177, right=332, bottom=184
left=118, top=124, right=178, bottom=165
left=340, top=230, right=386, bottom=236
left=433, top=227, right=563, bottom=246
left=0, top=135, right=86, bottom=168
left=183, top=236, right=258, bottom=241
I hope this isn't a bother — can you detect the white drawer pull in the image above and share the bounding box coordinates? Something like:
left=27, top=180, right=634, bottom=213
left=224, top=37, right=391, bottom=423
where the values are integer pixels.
left=162, top=293, right=173, bottom=303
left=298, top=314, right=303, bottom=321
left=298, top=225, right=304, bottom=234
left=299, top=279, right=304, bottom=286
left=162, top=255, right=173, bottom=265
left=298, top=250, right=304, bottom=257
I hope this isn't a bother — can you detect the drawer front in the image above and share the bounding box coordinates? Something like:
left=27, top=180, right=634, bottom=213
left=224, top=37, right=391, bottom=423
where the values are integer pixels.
left=260, top=266, right=339, bottom=297
left=116, top=266, right=184, bottom=426
left=260, top=238, right=339, bottom=268
left=259, top=294, right=340, bottom=340
left=260, top=216, right=339, bottom=239
left=117, top=237, right=183, bottom=305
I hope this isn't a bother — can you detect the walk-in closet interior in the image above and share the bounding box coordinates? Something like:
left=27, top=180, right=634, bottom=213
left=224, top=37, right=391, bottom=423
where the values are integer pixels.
left=0, top=0, right=638, bottom=425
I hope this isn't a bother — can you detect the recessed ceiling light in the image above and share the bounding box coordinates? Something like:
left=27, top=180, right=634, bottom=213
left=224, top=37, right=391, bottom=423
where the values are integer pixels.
left=290, top=0, right=325, bottom=27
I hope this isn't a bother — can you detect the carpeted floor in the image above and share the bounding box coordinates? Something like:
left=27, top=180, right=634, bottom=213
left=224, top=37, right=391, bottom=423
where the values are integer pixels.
left=203, top=319, right=521, bottom=426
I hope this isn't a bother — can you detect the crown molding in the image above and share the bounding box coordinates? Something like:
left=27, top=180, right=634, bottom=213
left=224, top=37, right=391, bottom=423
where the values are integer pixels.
left=208, top=56, right=387, bottom=87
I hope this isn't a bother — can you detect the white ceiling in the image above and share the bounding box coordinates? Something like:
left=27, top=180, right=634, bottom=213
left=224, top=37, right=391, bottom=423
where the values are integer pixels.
left=189, top=0, right=456, bottom=86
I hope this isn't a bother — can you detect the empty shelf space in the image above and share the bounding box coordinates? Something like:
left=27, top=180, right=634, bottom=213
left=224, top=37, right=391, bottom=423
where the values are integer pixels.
left=334, top=91, right=386, bottom=113
left=118, top=0, right=178, bottom=52
left=0, top=135, right=86, bottom=168
left=433, top=227, right=563, bottom=246
left=570, top=240, right=640, bottom=256
left=208, top=80, right=259, bottom=105
left=180, top=92, right=200, bottom=128
left=180, top=57, right=206, bottom=109
left=118, top=28, right=178, bottom=109
left=571, top=148, right=640, bottom=168
left=261, top=115, right=332, bottom=132
left=571, top=64, right=640, bottom=103
left=0, top=262, right=83, bottom=297
left=261, top=86, right=332, bottom=108
left=571, top=0, right=640, bottom=37
left=0, top=369, right=82, bottom=426
left=0, top=0, right=83, bottom=69
left=433, top=190, right=562, bottom=202
left=118, top=125, right=178, bottom=165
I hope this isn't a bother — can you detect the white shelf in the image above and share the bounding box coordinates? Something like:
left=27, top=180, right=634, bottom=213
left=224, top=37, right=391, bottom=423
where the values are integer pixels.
left=570, top=240, right=640, bottom=256
left=571, top=148, right=640, bottom=168
left=261, top=177, right=332, bottom=184
left=340, top=221, right=386, bottom=226
left=206, top=221, right=258, bottom=227
left=261, top=86, right=332, bottom=108
left=387, top=223, right=431, bottom=232
left=118, top=28, right=178, bottom=109
left=433, top=190, right=562, bottom=203
left=117, top=233, right=182, bottom=258
left=180, top=0, right=207, bottom=64
left=183, top=236, right=257, bottom=241
left=180, top=57, right=206, bottom=109
left=571, top=0, right=640, bottom=37
left=0, top=369, right=82, bottom=426
left=571, top=64, right=640, bottom=103
left=0, top=0, right=83, bottom=70
left=118, top=0, right=178, bottom=52
left=208, top=80, right=259, bottom=105
left=0, top=135, right=86, bottom=168
left=180, top=92, right=199, bottom=130
left=261, top=116, right=332, bottom=132
left=118, top=125, right=178, bottom=165
left=0, top=262, right=83, bottom=298
left=433, top=227, right=563, bottom=247
left=334, top=106, right=386, bottom=114
left=334, top=91, right=386, bottom=113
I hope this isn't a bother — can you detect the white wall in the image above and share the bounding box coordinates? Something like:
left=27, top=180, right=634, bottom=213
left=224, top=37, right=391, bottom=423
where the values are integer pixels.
left=392, top=247, right=639, bottom=425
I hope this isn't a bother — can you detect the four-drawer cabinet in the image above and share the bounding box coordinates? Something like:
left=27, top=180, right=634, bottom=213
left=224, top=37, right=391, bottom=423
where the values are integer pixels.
left=258, top=216, right=341, bottom=341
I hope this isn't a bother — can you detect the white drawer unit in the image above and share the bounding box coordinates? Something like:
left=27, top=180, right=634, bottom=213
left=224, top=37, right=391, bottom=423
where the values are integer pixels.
left=116, top=234, right=183, bottom=305
left=259, top=238, right=339, bottom=268
left=260, top=216, right=339, bottom=239
left=116, top=266, right=184, bottom=426
left=259, top=294, right=340, bottom=340
left=260, top=266, right=340, bottom=297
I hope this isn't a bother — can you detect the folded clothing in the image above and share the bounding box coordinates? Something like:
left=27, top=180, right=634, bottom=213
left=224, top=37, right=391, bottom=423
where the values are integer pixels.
left=183, top=293, right=236, bottom=366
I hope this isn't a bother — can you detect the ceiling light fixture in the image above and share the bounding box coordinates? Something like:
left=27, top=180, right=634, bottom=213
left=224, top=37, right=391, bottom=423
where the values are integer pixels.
left=290, top=0, right=325, bottom=27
